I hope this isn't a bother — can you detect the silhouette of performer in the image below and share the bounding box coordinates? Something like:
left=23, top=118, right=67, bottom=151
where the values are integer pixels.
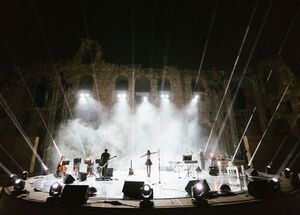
left=100, top=149, right=110, bottom=177
left=140, top=150, right=157, bottom=177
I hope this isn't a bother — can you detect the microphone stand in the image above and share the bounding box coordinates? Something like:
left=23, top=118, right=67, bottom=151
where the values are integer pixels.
left=158, top=149, right=161, bottom=184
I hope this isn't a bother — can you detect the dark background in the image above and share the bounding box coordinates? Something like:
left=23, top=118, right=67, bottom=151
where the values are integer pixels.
left=0, top=0, right=299, bottom=70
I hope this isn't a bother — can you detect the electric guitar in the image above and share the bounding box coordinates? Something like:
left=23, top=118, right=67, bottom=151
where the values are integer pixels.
left=97, top=155, right=117, bottom=168
left=128, top=160, right=134, bottom=176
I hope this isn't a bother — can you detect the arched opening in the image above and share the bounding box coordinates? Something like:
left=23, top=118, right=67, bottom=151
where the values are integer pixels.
left=135, top=77, right=150, bottom=104
left=191, top=79, right=205, bottom=92
left=157, top=78, right=171, bottom=92
left=115, top=76, right=129, bottom=91
left=78, top=75, right=94, bottom=91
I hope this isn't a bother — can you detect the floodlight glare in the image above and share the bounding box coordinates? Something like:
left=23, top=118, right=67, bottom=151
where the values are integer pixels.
left=283, top=168, right=291, bottom=178
left=22, top=171, right=29, bottom=180
left=141, top=184, right=152, bottom=199
left=14, top=178, right=25, bottom=192
left=49, top=182, right=63, bottom=197
left=266, top=165, right=273, bottom=174
left=9, top=174, right=18, bottom=184
left=139, top=184, right=154, bottom=208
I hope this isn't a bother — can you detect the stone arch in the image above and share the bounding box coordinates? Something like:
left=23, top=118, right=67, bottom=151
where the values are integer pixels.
left=191, top=78, right=205, bottom=92
left=135, top=76, right=151, bottom=104
left=135, top=76, right=150, bottom=92
left=115, top=76, right=129, bottom=91
left=157, top=78, right=171, bottom=91
left=78, top=75, right=94, bottom=91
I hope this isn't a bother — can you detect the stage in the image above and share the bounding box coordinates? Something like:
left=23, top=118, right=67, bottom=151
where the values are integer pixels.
left=0, top=169, right=299, bottom=215
left=31, top=169, right=246, bottom=199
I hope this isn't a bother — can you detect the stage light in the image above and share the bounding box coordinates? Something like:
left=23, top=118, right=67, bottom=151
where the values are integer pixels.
left=141, top=184, right=153, bottom=199
left=191, top=180, right=210, bottom=198
left=85, top=93, right=91, bottom=98
left=139, top=184, right=154, bottom=208
left=14, top=178, right=25, bottom=192
left=22, top=171, right=29, bottom=180
left=116, top=91, right=127, bottom=100
left=265, top=165, right=273, bottom=174
left=283, top=168, right=291, bottom=178
left=9, top=174, right=18, bottom=184
left=219, top=184, right=231, bottom=194
left=192, top=94, right=199, bottom=102
left=159, top=92, right=170, bottom=99
left=49, top=182, right=63, bottom=197
left=269, top=177, right=281, bottom=191
left=143, top=96, right=148, bottom=101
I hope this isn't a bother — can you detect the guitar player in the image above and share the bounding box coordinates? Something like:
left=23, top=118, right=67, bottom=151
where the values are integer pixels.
left=100, top=149, right=110, bottom=177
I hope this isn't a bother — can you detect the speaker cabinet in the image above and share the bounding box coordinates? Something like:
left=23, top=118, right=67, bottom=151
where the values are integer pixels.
left=106, top=168, right=113, bottom=178
left=78, top=172, right=87, bottom=181
left=122, top=181, right=144, bottom=199
left=61, top=185, right=89, bottom=205
left=63, top=174, right=75, bottom=184
left=185, top=179, right=211, bottom=196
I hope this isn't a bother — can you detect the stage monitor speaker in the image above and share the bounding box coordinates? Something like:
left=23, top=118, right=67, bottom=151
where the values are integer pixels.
left=209, top=166, right=219, bottom=176
left=106, top=168, right=113, bottom=178
left=61, top=185, right=89, bottom=205
left=185, top=179, right=211, bottom=196
left=79, top=172, right=87, bottom=181
left=122, top=181, right=144, bottom=199
left=63, top=174, right=75, bottom=184
left=247, top=178, right=280, bottom=198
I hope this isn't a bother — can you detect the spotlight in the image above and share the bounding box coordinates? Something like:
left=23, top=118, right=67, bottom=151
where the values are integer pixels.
left=116, top=91, right=127, bottom=100
left=14, top=178, right=25, bottom=192
left=265, top=165, right=273, bottom=174
left=269, top=177, right=281, bottom=191
left=85, top=93, right=91, bottom=98
left=80, top=92, right=85, bottom=98
left=159, top=92, right=170, bottom=99
left=141, top=184, right=153, bottom=199
left=143, top=96, right=148, bottom=101
left=283, top=168, right=291, bottom=178
left=191, top=180, right=210, bottom=198
left=22, top=171, right=29, bottom=180
left=247, top=177, right=281, bottom=198
left=139, top=184, right=154, bottom=208
left=9, top=174, right=18, bottom=184
left=49, top=182, right=63, bottom=197
left=218, top=184, right=232, bottom=194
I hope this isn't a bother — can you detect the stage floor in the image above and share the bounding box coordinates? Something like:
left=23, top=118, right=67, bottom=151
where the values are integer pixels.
left=31, top=169, right=247, bottom=199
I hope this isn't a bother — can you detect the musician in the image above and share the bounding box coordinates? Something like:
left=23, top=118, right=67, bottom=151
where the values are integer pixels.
left=100, top=149, right=110, bottom=177
left=86, top=155, right=94, bottom=176
left=140, top=150, right=157, bottom=177
left=56, top=156, right=67, bottom=177
left=199, top=149, right=206, bottom=170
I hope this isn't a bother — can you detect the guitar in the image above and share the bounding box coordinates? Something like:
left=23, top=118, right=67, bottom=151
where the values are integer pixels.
left=97, top=155, right=117, bottom=168
left=128, top=160, right=134, bottom=176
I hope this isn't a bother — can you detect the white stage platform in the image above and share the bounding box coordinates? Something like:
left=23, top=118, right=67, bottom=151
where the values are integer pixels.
left=31, top=169, right=247, bottom=199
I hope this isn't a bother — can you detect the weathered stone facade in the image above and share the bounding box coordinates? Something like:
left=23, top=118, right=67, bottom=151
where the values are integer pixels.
left=0, top=40, right=299, bottom=173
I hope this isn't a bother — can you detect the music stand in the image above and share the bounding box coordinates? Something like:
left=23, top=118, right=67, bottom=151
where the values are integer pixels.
left=73, top=158, right=81, bottom=164
left=62, top=160, right=70, bottom=165
left=84, top=159, right=93, bottom=166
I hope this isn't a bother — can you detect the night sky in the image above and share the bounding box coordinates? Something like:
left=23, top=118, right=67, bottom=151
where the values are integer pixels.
left=0, top=0, right=299, bottom=70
